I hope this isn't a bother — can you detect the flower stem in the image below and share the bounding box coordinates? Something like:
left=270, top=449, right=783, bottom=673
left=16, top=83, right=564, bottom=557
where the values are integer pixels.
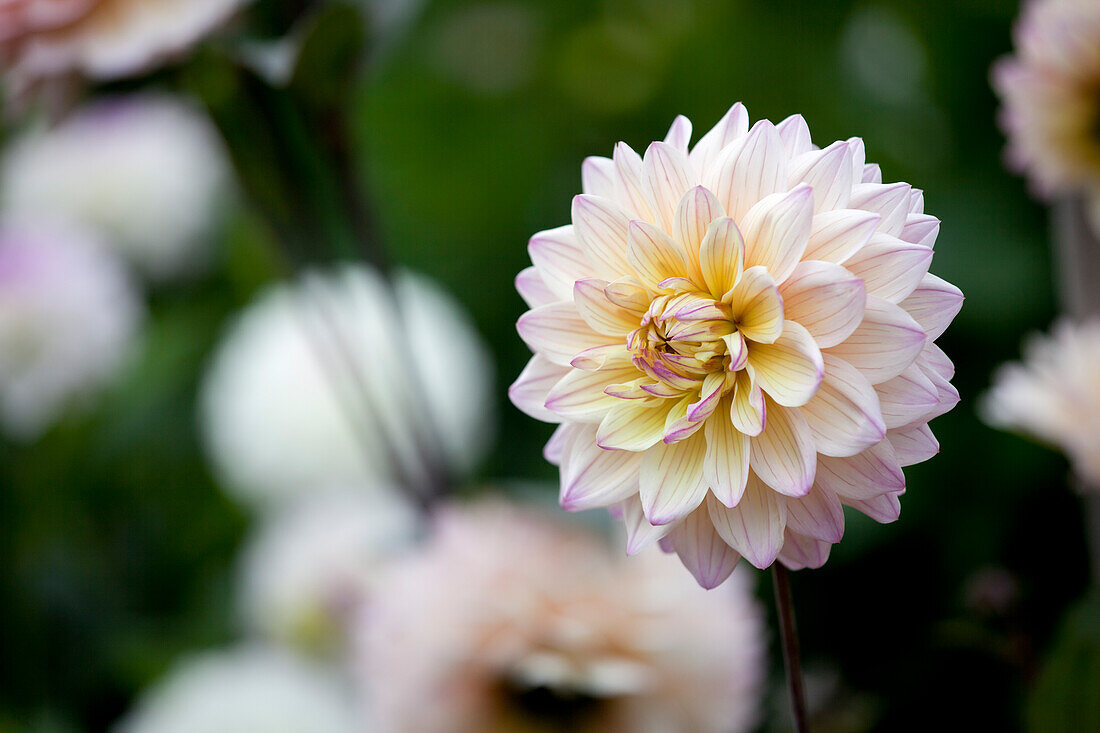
left=772, top=563, right=809, bottom=733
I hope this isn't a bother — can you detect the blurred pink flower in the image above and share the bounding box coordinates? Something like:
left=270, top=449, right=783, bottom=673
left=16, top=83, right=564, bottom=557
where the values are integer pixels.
left=356, top=501, right=765, bottom=733
left=510, top=103, right=962, bottom=587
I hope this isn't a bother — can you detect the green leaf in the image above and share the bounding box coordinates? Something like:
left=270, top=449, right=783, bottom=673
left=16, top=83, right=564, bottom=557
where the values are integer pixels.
left=1027, top=592, right=1100, bottom=732
left=290, top=3, right=367, bottom=107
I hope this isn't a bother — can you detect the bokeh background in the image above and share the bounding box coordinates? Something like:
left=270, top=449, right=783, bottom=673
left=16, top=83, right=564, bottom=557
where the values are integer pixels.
left=0, top=0, right=1090, bottom=730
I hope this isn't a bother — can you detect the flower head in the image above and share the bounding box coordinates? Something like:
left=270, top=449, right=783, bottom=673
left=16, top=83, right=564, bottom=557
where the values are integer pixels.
left=356, top=500, right=765, bottom=733
left=982, top=319, right=1100, bottom=484
left=510, top=104, right=962, bottom=586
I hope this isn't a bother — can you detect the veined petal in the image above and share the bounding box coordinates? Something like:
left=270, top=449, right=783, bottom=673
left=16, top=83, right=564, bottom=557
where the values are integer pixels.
left=639, top=433, right=709, bottom=525
left=749, top=398, right=816, bottom=496
left=672, top=185, right=723, bottom=284
left=545, top=365, right=637, bottom=421
left=801, top=353, right=885, bottom=457
left=699, top=216, right=746, bottom=298
left=704, top=399, right=751, bottom=507
left=573, top=278, right=640, bottom=336
left=509, top=354, right=569, bottom=422
left=596, top=399, right=674, bottom=451
left=788, top=140, right=854, bottom=213
left=627, top=219, right=687, bottom=287
left=689, top=102, right=749, bottom=180
left=619, top=495, right=673, bottom=555
left=849, top=182, right=911, bottom=237
left=560, top=434, right=643, bottom=511
left=899, top=273, right=963, bottom=340
left=642, top=141, right=695, bottom=231
left=842, top=491, right=901, bottom=523
left=901, top=213, right=940, bottom=248
left=662, top=394, right=705, bottom=444
left=861, top=163, right=882, bottom=184
left=581, top=156, right=616, bottom=198
left=687, top=371, right=728, bottom=422
left=529, top=225, right=589, bottom=301
left=707, top=119, right=787, bottom=222
left=603, top=276, right=651, bottom=312
left=740, top=184, right=814, bottom=284
left=747, top=321, right=824, bottom=407
left=723, top=331, right=749, bottom=371
left=825, top=297, right=925, bottom=384
left=730, top=368, right=765, bottom=436
left=663, top=114, right=693, bottom=154
left=571, top=344, right=630, bottom=371
left=708, top=477, right=786, bottom=569
left=779, top=260, right=866, bottom=348
left=816, top=438, right=904, bottom=501
left=777, top=528, right=832, bottom=570
left=875, top=364, right=939, bottom=430
left=572, top=194, right=633, bottom=280
left=517, top=301, right=609, bottom=366
left=776, top=113, right=813, bottom=157
left=516, top=266, right=557, bottom=308
left=805, top=209, right=879, bottom=264
left=887, top=423, right=939, bottom=466
left=612, top=142, right=653, bottom=222
left=666, top=504, right=742, bottom=589
left=842, top=233, right=933, bottom=303
left=726, top=265, right=783, bottom=343
left=543, top=423, right=573, bottom=465
left=784, top=485, right=844, bottom=543
left=917, top=342, right=955, bottom=381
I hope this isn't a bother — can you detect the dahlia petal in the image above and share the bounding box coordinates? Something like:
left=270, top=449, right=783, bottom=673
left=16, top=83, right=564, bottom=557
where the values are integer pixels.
left=672, top=185, right=723, bottom=284
left=516, top=266, right=557, bottom=309
left=843, top=491, right=902, bottom=523
left=875, top=364, right=939, bottom=430
left=779, top=260, right=866, bottom=348
left=801, top=353, right=885, bottom=457
left=805, top=209, right=880, bottom=264
left=708, top=477, right=787, bottom=569
left=572, top=194, right=634, bottom=281
left=778, top=528, right=832, bottom=570
left=915, top=364, right=960, bottom=425
left=784, top=485, right=845, bottom=543
left=688, top=102, right=749, bottom=180
left=849, top=182, right=912, bottom=237
left=642, top=141, right=696, bottom=231
left=699, top=216, right=746, bottom=298
left=581, top=156, right=616, bottom=198
left=666, top=504, right=741, bottom=589
left=708, top=119, right=788, bottom=222
left=825, top=297, right=925, bottom=384
left=517, top=301, right=609, bottom=366
left=560, top=434, right=643, bottom=512
left=861, top=163, right=882, bottom=184
left=704, top=400, right=751, bottom=507
left=747, top=321, right=824, bottom=408
left=723, top=331, right=749, bottom=371
left=749, top=399, right=816, bottom=496
left=730, top=369, right=766, bottom=436
left=543, top=423, right=571, bottom=465
left=627, top=219, right=688, bottom=288
left=740, top=184, right=814, bottom=284
left=596, top=399, right=673, bottom=451
left=662, top=394, right=705, bottom=444
left=603, top=276, right=651, bottom=312
left=619, top=495, right=673, bottom=555
left=639, top=433, right=709, bottom=525
left=725, top=265, right=783, bottom=343
left=545, top=365, right=637, bottom=421
left=663, top=114, right=693, bottom=154
left=509, top=354, right=569, bottom=422
left=776, top=113, right=813, bottom=157
left=847, top=137, right=865, bottom=178
left=887, top=423, right=939, bottom=466
left=816, top=438, right=904, bottom=501
left=908, top=189, right=925, bottom=215
left=788, top=140, right=854, bottom=213
left=573, top=278, right=641, bottom=336
left=901, top=214, right=940, bottom=248
left=612, top=142, right=653, bottom=222
left=529, top=225, right=588, bottom=301
left=842, top=233, right=933, bottom=304
left=570, top=344, right=630, bottom=371
left=899, top=273, right=964, bottom=341
left=917, top=342, right=954, bottom=380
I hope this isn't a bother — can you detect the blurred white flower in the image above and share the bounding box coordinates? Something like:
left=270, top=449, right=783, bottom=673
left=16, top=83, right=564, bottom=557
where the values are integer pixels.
left=114, top=645, right=360, bottom=733
left=237, top=487, right=419, bottom=653
left=0, top=219, right=141, bottom=439
left=1, top=94, right=230, bottom=279
left=200, top=264, right=495, bottom=507
left=982, top=319, right=1100, bottom=484
left=356, top=500, right=765, bottom=733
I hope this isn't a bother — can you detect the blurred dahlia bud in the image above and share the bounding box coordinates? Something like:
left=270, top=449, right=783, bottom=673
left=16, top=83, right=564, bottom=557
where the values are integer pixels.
left=510, top=103, right=962, bottom=587
left=992, top=0, right=1100, bottom=225
left=1, top=94, right=230, bottom=279
left=114, top=645, right=360, bottom=733
left=982, top=320, right=1100, bottom=484
left=0, top=219, right=140, bottom=439
left=0, top=0, right=248, bottom=100
left=200, top=264, right=495, bottom=507
left=356, top=501, right=765, bottom=733
left=237, top=487, right=419, bottom=654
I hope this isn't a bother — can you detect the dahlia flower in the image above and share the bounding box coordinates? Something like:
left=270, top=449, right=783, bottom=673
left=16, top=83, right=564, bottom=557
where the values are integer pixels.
left=356, top=500, right=765, bottom=733
left=201, top=265, right=494, bottom=507
left=992, top=0, right=1100, bottom=220
left=982, top=320, right=1100, bottom=484
left=1, top=94, right=229, bottom=279
left=510, top=103, right=962, bottom=587
left=0, top=219, right=141, bottom=439
left=114, top=645, right=360, bottom=733
left=237, top=487, right=418, bottom=653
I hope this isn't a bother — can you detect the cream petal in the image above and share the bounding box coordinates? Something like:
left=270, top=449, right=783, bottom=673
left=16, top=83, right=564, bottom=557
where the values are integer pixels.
left=887, top=423, right=939, bottom=466
left=699, top=216, right=746, bottom=298
left=777, top=528, right=832, bottom=570
left=842, top=233, right=933, bottom=303
left=726, top=265, right=783, bottom=344
left=581, top=155, right=616, bottom=198
left=572, top=194, right=635, bottom=281
left=560, top=435, right=643, bottom=511
left=688, top=102, right=749, bottom=180
left=509, top=354, right=569, bottom=422
left=917, top=342, right=954, bottom=381
left=612, top=142, right=653, bottom=221
left=707, top=119, right=787, bottom=222
left=848, top=182, right=912, bottom=237
left=627, top=219, right=688, bottom=288
left=749, top=399, right=816, bottom=496
left=571, top=344, right=630, bottom=371
left=899, top=273, right=963, bottom=341
left=788, top=140, right=854, bottom=213
left=779, top=260, right=866, bottom=348
left=663, top=114, right=693, bottom=154
left=739, top=184, right=814, bottom=284
left=618, top=495, right=673, bottom=555
left=545, top=365, right=637, bottom=421
left=543, top=423, right=572, bottom=465
left=573, top=277, right=640, bottom=336
left=596, top=399, right=673, bottom=451
left=642, top=141, right=696, bottom=232
left=842, top=491, right=901, bottom=523
left=662, top=394, right=705, bottom=444
left=784, top=485, right=844, bottom=543
left=825, top=296, right=925, bottom=384
left=900, top=213, right=940, bottom=248
left=730, top=368, right=766, bottom=436
left=516, top=266, right=557, bottom=309
left=775, top=113, right=813, bottom=157
left=708, top=477, right=786, bottom=569
left=805, top=209, right=880, bottom=264
left=747, top=321, right=824, bottom=407
left=686, top=371, right=728, bottom=422
left=529, top=224, right=589, bottom=301
left=704, top=400, right=751, bottom=508
left=603, top=276, right=651, bottom=312
left=723, top=331, right=749, bottom=371
left=665, top=503, right=742, bottom=589
left=801, top=353, right=885, bottom=457
left=875, top=364, right=940, bottom=430
left=517, top=301, right=610, bottom=366
left=672, top=185, right=723, bottom=284
left=816, top=438, right=904, bottom=501
left=639, top=433, right=709, bottom=525
left=915, top=363, right=960, bottom=425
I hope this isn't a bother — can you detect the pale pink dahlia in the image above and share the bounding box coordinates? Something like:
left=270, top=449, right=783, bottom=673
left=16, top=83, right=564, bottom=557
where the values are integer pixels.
left=510, top=104, right=963, bottom=587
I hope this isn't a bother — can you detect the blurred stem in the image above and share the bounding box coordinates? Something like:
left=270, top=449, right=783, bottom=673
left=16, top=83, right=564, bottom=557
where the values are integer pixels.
left=773, top=563, right=809, bottom=733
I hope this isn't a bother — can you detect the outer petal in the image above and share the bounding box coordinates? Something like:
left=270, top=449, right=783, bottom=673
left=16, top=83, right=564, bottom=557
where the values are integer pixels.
left=672, top=185, right=723, bottom=283
left=784, top=485, right=844, bottom=544
left=842, top=232, right=933, bottom=304
left=804, top=209, right=880, bottom=264
left=639, top=433, right=709, bottom=525
left=747, top=321, right=824, bottom=408
left=642, top=141, right=695, bottom=231
left=573, top=278, right=640, bottom=336
left=581, top=156, right=616, bottom=198
left=788, top=140, right=854, bottom=213
left=699, top=216, right=746, bottom=298
left=627, top=219, right=687, bottom=288
left=898, top=273, right=964, bottom=341
left=825, top=296, right=926, bottom=384
left=545, top=365, right=637, bottom=421
left=517, top=301, right=610, bottom=366
left=739, top=184, right=814, bottom=285
left=776, top=113, right=813, bottom=157
left=842, top=491, right=902, bottom=523
left=509, top=355, right=569, bottom=422
left=572, top=194, right=633, bottom=281
left=663, top=114, right=693, bottom=153
left=779, top=260, right=866, bottom=348
left=708, top=477, right=787, bottom=569
left=777, top=528, right=832, bottom=570
left=901, top=213, right=940, bottom=248
left=611, top=142, right=653, bottom=222
left=665, top=504, right=742, bottom=589
left=707, top=119, right=788, bottom=222
left=618, top=495, right=673, bottom=555
left=800, top=353, right=885, bottom=457
left=596, top=399, right=674, bottom=451
left=543, top=423, right=571, bottom=464
left=689, top=102, right=749, bottom=180
left=560, top=431, right=643, bottom=511
left=815, top=438, right=904, bottom=501
left=749, top=399, right=816, bottom=497
left=726, top=265, right=783, bottom=344
left=516, top=266, right=557, bottom=309
left=874, top=364, right=940, bottom=430
left=529, top=225, right=589, bottom=301
left=849, top=182, right=912, bottom=237
left=704, top=398, right=751, bottom=508
left=887, top=423, right=939, bottom=466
